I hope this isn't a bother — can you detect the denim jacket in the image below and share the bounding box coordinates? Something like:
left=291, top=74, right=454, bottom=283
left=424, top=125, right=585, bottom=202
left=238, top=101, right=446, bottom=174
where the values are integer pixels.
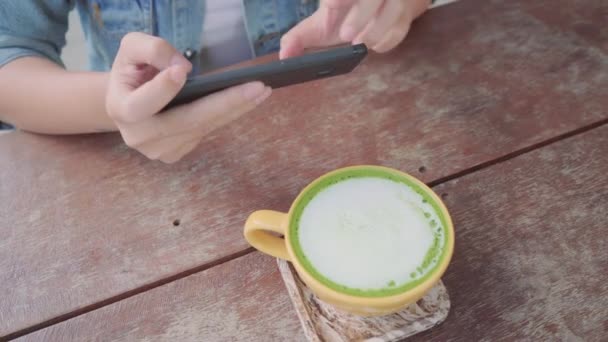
left=0, top=0, right=318, bottom=73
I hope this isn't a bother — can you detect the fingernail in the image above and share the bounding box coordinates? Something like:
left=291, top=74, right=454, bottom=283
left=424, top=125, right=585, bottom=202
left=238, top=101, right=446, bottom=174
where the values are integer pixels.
left=279, top=49, right=288, bottom=60
left=340, top=25, right=357, bottom=42
left=353, top=35, right=364, bottom=45
left=254, top=87, right=272, bottom=105
left=169, top=65, right=188, bottom=84
left=242, top=82, right=266, bottom=101
left=170, top=53, right=191, bottom=68
left=279, top=37, right=291, bottom=59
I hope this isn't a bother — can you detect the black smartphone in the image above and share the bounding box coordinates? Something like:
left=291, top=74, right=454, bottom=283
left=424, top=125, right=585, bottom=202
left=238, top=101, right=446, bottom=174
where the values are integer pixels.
left=166, top=44, right=368, bottom=108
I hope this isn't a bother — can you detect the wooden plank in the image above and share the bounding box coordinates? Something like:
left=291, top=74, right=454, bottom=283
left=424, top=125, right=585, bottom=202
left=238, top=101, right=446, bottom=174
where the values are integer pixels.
left=2, top=0, right=607, bottom=336
left=16, top=253, right=305, bottom=342
left=520, top=0, right=608, bottom=54
left=19, top=125, right=608, bottom=341
left=416, top=132, right=608, bottom=340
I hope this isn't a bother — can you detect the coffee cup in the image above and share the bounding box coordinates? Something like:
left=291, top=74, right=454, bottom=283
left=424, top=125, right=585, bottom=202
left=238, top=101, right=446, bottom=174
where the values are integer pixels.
left=244, top=165, right=454, bottom=316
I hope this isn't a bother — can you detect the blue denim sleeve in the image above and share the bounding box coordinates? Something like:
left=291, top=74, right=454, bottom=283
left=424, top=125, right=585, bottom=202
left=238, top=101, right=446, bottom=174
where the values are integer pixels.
left=243, top=0, right=318, bottom=56
left=0, top=1, right=74, bottom=68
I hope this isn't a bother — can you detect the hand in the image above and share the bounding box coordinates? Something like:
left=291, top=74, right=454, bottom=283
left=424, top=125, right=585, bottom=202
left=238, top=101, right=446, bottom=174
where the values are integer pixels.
left=280, top=0, right=431, bottom=59
left=106, top=32, right=272, bottom=163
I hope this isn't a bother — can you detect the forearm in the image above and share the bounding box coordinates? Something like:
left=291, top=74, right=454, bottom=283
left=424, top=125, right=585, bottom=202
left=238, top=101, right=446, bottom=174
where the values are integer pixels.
left=0, top=57, right=116, bottom=134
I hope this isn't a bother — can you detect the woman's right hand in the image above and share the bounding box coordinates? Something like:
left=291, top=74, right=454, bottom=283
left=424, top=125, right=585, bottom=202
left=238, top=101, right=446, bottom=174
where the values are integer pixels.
left=106, top=32, right=271, bottom=163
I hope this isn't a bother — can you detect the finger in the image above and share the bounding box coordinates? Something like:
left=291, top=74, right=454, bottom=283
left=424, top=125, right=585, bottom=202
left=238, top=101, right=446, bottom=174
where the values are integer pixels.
left=108, top=64, right=189, bottom=123
left=119, top=64, right=190, bottom=122
left=280, top=2, right=352, bottom=59
left=193, top=85, right=272, bottom=135
left=108, top=34, right=192, bottom=123
left=122, top=82, right=270, bottom=147
left=156, top=82, right=271, bottom=137
left=353, top=0, right=404, bottom=46
left=339, top=0, right=384, bottom=42
left=321, top=0, right=357, bottom=8
left=159, top=138, right=201, bottom=164
left=279, top=16, right=311, bottom=60
left=121, top=83, right=271, bottom=160
left=280, top=12, right=325, bottom=59
left=114, top=32, right=191, bottom=71
left=132, top=130, right=200, bottom=161
left=371, top=19, right=411, bottom=53
left=411, top=0, right=433, bottom=19
left=318, top=0, right=358, bottom=33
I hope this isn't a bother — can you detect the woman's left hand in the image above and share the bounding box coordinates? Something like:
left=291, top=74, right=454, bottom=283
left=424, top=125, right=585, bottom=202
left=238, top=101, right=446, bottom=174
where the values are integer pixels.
left=280, top=0, right=431, bottom=59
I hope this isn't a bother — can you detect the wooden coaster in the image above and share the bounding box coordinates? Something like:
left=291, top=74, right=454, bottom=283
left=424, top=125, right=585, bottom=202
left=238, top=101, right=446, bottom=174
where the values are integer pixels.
left=278, top=260, right=450, bottom=342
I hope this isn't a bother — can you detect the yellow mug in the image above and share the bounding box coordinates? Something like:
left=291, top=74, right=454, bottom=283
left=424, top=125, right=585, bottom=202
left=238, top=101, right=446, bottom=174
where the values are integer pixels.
left=244, top=165, right=454, bottom=316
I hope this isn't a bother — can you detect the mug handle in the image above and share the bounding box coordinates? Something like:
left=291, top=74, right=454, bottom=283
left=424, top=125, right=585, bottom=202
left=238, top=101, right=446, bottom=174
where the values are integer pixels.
left=244, top=210, right=291, bottom=260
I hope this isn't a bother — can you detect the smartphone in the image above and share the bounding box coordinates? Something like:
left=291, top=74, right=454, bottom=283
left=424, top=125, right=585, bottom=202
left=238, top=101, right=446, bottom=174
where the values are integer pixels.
left=166, top=44, right=368, bottom=108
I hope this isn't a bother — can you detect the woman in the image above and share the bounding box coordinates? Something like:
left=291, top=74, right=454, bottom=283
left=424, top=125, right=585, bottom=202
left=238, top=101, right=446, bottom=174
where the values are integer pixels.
left=0, top=0, right=432, bottom=162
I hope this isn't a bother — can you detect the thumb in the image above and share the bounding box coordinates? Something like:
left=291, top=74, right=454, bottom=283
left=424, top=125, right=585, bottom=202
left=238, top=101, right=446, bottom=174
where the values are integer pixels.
left=281, top=6, right=352, bottom=60
left=123, top=63, right=190, bottom=120
left=280, top=4, right=352, bottom=59
left=107, top=33, right=192, bottom=123
left=280, top=14, right=321, bottom=59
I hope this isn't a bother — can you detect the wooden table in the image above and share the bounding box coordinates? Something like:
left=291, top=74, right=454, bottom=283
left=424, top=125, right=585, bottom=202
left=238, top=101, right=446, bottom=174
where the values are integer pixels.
left=1, top=0, right=607, bottom=340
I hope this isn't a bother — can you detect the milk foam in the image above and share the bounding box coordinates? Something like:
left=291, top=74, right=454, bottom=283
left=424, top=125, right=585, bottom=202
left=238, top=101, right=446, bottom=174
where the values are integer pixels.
left=297, top=177, right=445, bottom=292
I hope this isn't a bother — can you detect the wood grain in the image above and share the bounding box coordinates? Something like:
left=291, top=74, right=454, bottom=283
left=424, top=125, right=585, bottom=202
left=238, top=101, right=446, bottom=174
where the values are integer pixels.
left=1, top=0, right=607, bottom=336
left=277, top=260, right=450, bottom=342
left=415, top=132, right=608, bottom=341
left=16, top=252, right=305, bottom=342
left=520, top=0, right=608, bottom=54
left=18, top=124, right=608, bottom=341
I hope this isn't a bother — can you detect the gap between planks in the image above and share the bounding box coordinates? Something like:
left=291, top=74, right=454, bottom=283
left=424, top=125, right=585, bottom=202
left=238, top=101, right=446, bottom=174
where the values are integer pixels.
left=3, top=248, right=255, bottom=341
left=6, top=117, right=608, bottom=341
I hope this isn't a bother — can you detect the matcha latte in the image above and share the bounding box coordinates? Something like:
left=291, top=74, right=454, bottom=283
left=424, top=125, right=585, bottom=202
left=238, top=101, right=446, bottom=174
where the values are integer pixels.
left=290, top=170, right=448, bottom=297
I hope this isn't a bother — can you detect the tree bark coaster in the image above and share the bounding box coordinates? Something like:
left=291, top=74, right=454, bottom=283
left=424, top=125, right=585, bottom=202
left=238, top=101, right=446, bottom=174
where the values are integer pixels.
left=278, top=260, right=450, bottom=342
